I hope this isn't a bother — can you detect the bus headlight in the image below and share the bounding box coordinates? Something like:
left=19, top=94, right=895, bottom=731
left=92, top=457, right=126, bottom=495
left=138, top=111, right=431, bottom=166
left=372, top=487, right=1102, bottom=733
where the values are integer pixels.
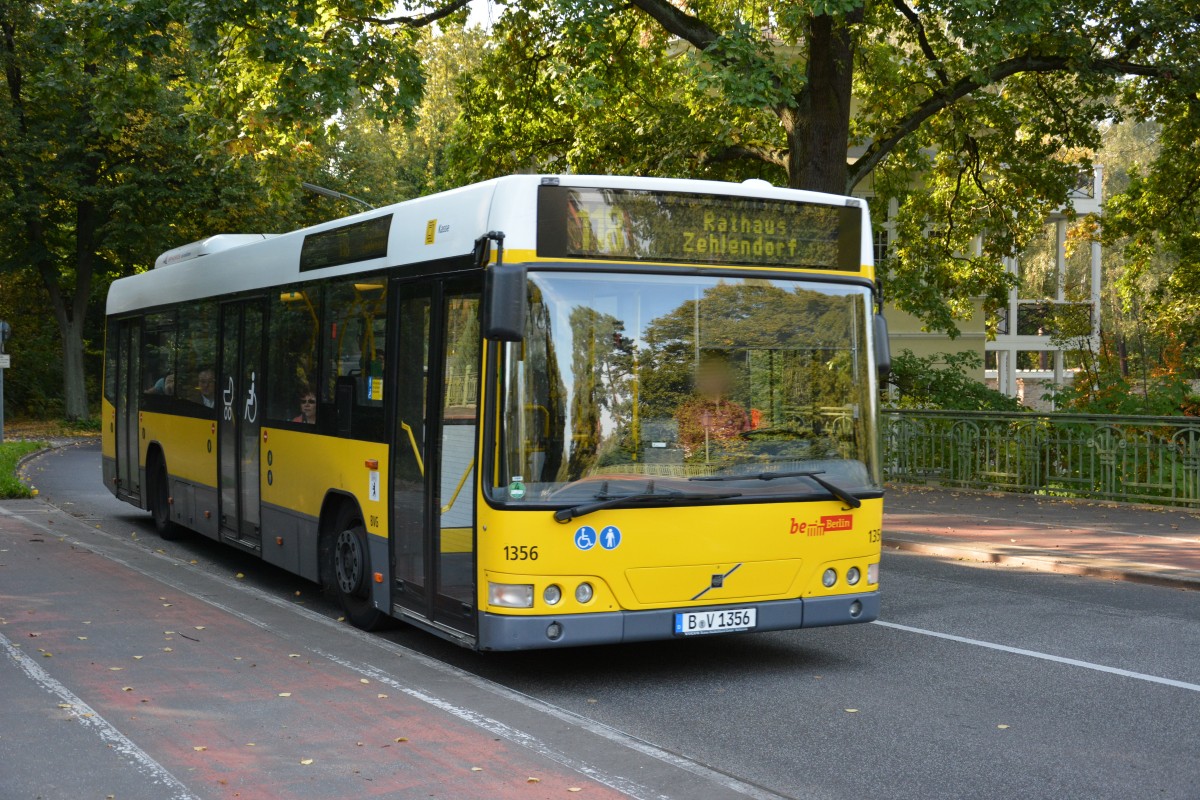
left=846, top=566, right=861, bottom=586
left=867, top=563, right=879, bottom=584
left=543, top=584, right=562, bottom=605
left=822, top=568, right=837, bottom=587
left=575, top=582, right=594, bottom=603
left=489, top=582, right=533, bottom=608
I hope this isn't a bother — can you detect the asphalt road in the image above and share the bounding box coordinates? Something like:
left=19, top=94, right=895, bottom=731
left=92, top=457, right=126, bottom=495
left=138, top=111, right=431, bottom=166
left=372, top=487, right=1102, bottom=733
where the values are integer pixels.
left=7, top=442, right=1199, bottom=800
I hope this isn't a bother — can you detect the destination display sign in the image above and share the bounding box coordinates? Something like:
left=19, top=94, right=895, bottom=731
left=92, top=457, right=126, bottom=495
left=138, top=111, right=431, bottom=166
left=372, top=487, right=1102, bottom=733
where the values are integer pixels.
left=300, top=214, right=392, bottom=272
left=537, top=186, right=861, bottom=271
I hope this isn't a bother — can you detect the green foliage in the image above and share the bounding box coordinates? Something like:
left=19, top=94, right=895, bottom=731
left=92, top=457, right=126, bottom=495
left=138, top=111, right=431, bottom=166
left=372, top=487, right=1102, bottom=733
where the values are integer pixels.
left=885, top=350, right=1025, bottom=412
left=0, top=271, right=71, bottom=418
left=452, top=0, right=1200, bottom=340
left=0, top=1, right=464, bottom=420
left=0, top=441, right=43, bottom=499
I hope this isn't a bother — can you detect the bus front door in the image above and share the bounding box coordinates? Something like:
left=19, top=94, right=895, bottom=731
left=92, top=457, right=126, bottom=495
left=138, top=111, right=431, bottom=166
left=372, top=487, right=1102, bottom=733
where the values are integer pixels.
left=391, top=279, right=481, bottom=640
left=115, top=319, right=142, bottom=503
left=218, top=300, right=264, bottom=549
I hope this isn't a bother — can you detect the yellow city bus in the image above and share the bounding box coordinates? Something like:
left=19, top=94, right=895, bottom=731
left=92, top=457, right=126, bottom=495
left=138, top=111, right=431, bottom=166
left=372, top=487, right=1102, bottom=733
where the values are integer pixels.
left=102, top=175, right=890, bottom=650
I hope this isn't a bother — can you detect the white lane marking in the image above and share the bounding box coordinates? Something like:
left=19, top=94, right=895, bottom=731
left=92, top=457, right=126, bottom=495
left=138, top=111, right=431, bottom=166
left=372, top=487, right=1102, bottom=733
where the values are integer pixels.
left=0, top=632, right=198, bottom=800
left=12, top=510, right=787, bottom=800
left=873, top=620, right=1200, bottom=693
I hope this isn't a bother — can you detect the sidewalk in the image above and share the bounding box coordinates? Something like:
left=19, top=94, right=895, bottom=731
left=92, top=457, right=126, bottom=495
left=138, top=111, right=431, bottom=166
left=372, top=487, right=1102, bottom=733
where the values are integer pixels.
left=883, top=485, right=1200, bottom=590
left=0, top=497, right=769, bottom=800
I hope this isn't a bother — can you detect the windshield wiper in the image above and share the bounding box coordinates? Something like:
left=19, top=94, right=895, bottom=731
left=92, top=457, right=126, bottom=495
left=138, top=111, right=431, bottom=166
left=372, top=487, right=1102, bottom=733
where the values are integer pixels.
left=554, top=489, right=742, bottom=523
left=690, top=470, right=862, bottom=509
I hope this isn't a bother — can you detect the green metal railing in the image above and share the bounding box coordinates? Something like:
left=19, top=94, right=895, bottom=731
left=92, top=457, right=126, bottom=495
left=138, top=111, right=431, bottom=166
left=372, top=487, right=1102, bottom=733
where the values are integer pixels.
left=883, top=410, right=1200, bottom=508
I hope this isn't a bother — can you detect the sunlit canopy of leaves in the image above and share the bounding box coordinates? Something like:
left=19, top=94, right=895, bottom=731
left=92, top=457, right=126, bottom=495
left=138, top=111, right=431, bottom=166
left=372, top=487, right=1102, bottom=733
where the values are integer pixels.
left=453, top=0, right=1200, bottom=336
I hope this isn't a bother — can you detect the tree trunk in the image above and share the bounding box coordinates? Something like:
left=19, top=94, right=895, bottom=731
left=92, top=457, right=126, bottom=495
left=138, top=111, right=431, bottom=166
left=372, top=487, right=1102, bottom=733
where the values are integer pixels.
left=58, top=318, right=89, bottom=420
left=36, top=193, right=97, bottom=422
left=784, top=14, right=856, bottom=193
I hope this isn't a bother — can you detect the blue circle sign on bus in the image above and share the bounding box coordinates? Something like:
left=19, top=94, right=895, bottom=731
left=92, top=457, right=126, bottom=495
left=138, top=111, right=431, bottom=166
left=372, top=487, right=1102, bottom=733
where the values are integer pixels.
left=599, top=525, right=622, bottom=550
left=574, top=525, right=597, bottom=551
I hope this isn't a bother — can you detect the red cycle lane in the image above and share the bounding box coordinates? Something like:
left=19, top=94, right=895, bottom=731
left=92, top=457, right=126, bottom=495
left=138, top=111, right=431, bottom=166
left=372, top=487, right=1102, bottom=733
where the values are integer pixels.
left=0, top=510, right=628, bottom=800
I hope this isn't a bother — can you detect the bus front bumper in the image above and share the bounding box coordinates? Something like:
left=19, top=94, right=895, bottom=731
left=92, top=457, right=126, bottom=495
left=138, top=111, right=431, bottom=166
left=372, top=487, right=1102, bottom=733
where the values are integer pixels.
left=477, top=591, right=880, bottom=651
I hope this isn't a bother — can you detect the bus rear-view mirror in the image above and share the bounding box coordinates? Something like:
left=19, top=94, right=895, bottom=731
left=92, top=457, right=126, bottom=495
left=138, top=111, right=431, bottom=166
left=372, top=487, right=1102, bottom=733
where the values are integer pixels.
left=484, top=264, right=527, bottom=342
left=874, top=313, right=891, bottom=380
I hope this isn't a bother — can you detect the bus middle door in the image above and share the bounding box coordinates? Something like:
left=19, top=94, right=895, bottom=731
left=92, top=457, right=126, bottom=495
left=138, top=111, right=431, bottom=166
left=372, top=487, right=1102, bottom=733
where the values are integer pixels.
left=218, top=299, right=265, bottom=549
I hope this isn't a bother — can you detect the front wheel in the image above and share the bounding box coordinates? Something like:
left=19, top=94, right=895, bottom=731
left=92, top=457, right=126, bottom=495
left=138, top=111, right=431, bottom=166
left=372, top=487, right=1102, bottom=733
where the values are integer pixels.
left=321, top=507, right=391, bottom=631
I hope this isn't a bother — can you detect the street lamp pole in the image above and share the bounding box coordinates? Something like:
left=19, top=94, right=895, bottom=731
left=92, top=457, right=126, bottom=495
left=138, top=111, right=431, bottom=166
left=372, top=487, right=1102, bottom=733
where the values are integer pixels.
left=0, top=320, right=9, bottom=444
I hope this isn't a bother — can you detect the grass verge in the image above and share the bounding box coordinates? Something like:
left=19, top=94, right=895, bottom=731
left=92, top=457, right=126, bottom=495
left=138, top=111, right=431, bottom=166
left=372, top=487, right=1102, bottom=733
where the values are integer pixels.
left=0, top=440, right=45, bottom=498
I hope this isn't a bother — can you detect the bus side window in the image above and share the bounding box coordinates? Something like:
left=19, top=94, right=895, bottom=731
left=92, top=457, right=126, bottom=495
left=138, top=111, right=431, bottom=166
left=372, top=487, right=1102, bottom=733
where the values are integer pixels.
left=268, top=287, right=320, bottom=423
left=178, top=301, right=217, bottom=408
left=142, top=312, right=177, bottom=396
left=323, top=278, right=387, bottom=409
left=103, top=318, right=118, bottom=405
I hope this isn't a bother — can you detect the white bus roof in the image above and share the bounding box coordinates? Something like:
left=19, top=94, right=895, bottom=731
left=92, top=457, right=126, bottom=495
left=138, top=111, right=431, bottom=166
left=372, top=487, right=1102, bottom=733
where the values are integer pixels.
left=107, top=174, right=870, bottom=316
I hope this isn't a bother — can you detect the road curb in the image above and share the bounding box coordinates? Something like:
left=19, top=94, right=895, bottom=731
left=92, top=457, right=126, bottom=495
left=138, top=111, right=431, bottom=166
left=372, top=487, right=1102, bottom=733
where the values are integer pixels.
left=884, top=533, right=1200, bottom=592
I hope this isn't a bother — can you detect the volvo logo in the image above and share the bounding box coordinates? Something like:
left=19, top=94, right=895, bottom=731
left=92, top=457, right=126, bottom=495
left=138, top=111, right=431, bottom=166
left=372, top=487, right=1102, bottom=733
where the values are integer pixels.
left=692, top=563, right=742, bottom=601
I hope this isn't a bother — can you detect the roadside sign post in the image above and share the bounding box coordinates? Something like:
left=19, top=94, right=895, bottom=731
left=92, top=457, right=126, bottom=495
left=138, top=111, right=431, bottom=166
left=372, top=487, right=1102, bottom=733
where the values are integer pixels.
left=0, top=320, right=9, bottom=444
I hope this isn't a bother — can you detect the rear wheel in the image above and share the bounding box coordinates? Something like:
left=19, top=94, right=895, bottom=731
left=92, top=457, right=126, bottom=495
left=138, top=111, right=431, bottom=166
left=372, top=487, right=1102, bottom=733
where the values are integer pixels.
left=321, top=505, right=390, bottom=631
left=148, top=454, right=183, bottom=541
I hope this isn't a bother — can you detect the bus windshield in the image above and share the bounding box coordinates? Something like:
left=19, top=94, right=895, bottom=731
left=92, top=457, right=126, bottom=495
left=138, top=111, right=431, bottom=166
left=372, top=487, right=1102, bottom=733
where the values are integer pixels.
left=491, top=271, right=881, bottom=505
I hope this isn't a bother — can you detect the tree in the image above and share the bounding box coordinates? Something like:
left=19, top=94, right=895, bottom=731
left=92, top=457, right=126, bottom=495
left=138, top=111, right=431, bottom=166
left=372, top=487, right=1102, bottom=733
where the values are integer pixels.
left=452, top=0, right=1200, bottom=335
left=0, top=2, right=195, bottom=419
left=0, top=1, right=467, bottom=420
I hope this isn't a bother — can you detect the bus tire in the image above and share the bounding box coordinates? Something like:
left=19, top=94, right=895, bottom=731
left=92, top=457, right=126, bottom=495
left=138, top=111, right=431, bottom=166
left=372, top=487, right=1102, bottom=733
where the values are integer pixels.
left=148, top=453, right=183, bottom=541
left=321, top=505, right=390, bottom=631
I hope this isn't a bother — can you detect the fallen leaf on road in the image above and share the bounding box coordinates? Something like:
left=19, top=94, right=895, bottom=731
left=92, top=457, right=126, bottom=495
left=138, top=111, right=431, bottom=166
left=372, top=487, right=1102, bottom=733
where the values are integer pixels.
left=77, top=636, right=87, bottom=640
left=394, top=737, right=408, bottom=743
left=194, top=626, right=205, bottom=631
left=359, top=678, right=369, bottom=685
left=42, top=652, right=52, bottom=658
left=109, top=667, right=123, bottom=671
left=162, top=603, right=172, bottom=608
left=300, top=758, right=314, bottom=765
left=193, top=746, right=207, bottom=751
left=288, top=654, right=300, bottom=658
left=470, top=767, right=483, bottom=772
left=278, top=692, right=292, bottom=697
left=527, top=777, right=541, bottom=783
left=997, top=724, right=1010, bottom=729
left=235, top=573, right=245, bottom=579
left=356, top=741, right=364, bottom=747
left=121, top=687, right=132, bottom=692
left=133, top=656, right=143, bottom=660
left=377, top=694, right=388, bottom=699
left=568, top=789, right=582, bottom=793
left=163, top=647, right=173, bottom=652
left=57, top=703, right=72, bottom=709
left=28, top=632, right=39, bottom=637
left=844, top=708, right=858, bottom=713
left=246, top=743, right=255, bottom=747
